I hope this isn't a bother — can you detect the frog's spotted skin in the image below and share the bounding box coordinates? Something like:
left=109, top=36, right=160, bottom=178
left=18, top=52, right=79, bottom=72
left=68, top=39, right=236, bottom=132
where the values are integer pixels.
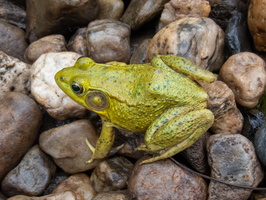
left=55, top=55, right=216, bottom=164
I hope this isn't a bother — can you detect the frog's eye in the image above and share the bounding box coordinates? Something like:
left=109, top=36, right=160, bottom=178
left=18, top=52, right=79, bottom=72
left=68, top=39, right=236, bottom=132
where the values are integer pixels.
left=71, top=81, right=84, bottom=94
left=86, top=90, right=109, bottom=111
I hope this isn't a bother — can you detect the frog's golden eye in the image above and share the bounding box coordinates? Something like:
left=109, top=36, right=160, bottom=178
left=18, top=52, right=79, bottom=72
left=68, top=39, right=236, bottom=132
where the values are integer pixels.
left=71, top=81, right=84, bottom=94
left=86, top=90, right=109, bottom=111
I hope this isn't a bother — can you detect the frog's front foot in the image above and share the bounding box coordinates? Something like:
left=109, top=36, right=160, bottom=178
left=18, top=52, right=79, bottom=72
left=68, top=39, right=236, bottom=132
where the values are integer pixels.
left=85, top=138, right=96, bottom=163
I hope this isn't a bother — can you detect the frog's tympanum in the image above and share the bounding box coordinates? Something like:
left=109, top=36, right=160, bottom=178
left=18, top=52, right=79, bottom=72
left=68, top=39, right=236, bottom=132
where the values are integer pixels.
left=55, top=55, right=216, bottom=164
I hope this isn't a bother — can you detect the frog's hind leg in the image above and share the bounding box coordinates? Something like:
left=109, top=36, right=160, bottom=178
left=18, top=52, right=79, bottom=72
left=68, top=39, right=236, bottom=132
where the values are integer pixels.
left=138, top=106, right=214, bottom=165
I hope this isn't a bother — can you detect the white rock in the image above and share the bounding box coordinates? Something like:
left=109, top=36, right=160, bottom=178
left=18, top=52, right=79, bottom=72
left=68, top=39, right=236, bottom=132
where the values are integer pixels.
left=31, top=52, right=87, bottom=120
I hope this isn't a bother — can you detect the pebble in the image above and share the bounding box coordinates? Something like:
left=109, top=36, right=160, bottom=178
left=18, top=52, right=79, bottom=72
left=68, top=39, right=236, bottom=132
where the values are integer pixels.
left=0, top=51, right=31, bottom=95
left=30, top=52, right=87, bottom=120
left=1, top=145, right=56, bottom=197
left=24, top=34, right=67, bottom=64
left=207, top=134, right=264, bottom=200
left=128, top=158, right=207, bottom=200
left=90, top=157, right=134, bottom=192
left=39, top=119, right=100, bottom=173
left=67, top=28, right=88, bottom=56
left=219, top=52, right=266, bottom=108
left=97, top=0, right=124, bottom=20
left=146, top=17, right=225, bottom=72
left=130, top=39, right=150, bottom=64
left=6, top=191, right=76, bottom=200
left=92, top=190, right=130, bottom=200
left=86, top=19, right=131, bottom=63
left=254, top=121, right=266, bottom=167
left=0, top=92, right=42, bottom=181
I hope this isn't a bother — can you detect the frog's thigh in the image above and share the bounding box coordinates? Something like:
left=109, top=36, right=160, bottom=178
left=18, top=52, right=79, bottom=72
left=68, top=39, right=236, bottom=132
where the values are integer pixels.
left=142, top=107, right=214, bottom=163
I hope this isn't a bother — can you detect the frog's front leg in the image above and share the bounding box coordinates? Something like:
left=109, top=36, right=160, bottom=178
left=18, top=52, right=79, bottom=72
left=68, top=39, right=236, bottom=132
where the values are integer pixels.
left=86, top=121, right=115, bottom=163
left=138, top=105, right=214, bottom=164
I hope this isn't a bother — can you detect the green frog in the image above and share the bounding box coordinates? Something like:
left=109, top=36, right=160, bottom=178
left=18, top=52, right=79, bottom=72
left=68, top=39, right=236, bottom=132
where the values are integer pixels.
left=55, top=55, right=216, bottom=164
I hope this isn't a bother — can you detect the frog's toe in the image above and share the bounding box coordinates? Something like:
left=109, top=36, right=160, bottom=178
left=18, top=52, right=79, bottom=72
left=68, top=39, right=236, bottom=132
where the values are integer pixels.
left=85, top=138, right=95, bottom=153
left=136, top=144, right=149, bottom=151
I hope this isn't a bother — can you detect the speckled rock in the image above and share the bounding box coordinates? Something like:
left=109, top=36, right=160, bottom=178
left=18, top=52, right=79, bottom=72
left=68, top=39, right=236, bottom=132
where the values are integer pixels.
left=254, top=122, right=266, bottom=167
left=39, top=120, right=100, bottom=173
left=6, top=191, right=76, bottom=200
left=207, top=134, right=264, bottom=200
left=92, top=191, right=130, bottom=200
left=146, top=17, right=224, bottom=72
left=53, top=173, right=96, bottom=200
left=97, top=0, right=124, bottom=20
left=158, top=0, right=211, bottom=30
left=0, top=21, right=28, bottom=61
left=26, top=0, right=98, bottom=42
left=1, top=145, right=56, bottom=197
left=0, top=92, right=42, bottom=181
left=30, top=52, right=87, bottom=120
left=219, top=52, right=266, bottom=108
left=248, top=0, right=266, bottom=51
left=67, top=28, right=88, bottom=56
left=90, top=157, right=134, bottom=192
left=0, top=0, right=26, bottom=29
left=128, top=158, right=207, bottom=200
left=24, top=34, right=67, bottom=64
left=0, top=51, right=31, bottom=95
left=86, top=19, right=131, bottom=63
left=121, top=0, right=169, bottom=30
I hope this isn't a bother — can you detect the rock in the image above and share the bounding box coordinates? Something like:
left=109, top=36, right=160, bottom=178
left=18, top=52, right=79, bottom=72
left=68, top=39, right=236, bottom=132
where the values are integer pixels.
left=121, top=0, right=169, bottom=30
left=92, top=190, right=130, bottom=200
left=130, top=39, right=150, bottom=64
left=24, top=34, right=67, bottom=64
left=97, top=0, right=124, bottom=20
left=0, top=92, right=42, bottom=181
left=219, top=52, right=266, bottom=108
left=53, top=173, right=96, bottom=200
left=254, top=121, right=266, bottom=167
left=248, top=0, right=266, bottom=51
left=207, top=134, right=264, bottom=200
left=225, top=12, right=252, bottom=59
left=67, top=28, right=88, bottom=56
left=1, top=145, right=56, bottom=197
left=128, top=158, right=207, bottom=200
left=0, top=51, right=31, bottom=95
left=39, top=119, right=100, bottom=173
left=6, top=191, right=76, bottom=200
left=43, top=172, right=69, bottom=195
left=90, top=157, right=134, bottom=192
left=158, top=0, right=211, bottom=30
left=0, top=0, right=26, bottom=29
left=26, top=0, right=98, bottom=42
left=86, top=19, right=131, bottom=63
left=0, top=21, right=28, bottom=61
left=146, top=17, right=225, bottom=72
left=30, top=52, right=87, bottom=120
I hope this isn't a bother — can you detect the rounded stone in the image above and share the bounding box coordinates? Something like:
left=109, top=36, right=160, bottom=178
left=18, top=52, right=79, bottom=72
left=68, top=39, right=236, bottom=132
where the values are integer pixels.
left=97, top=0, right=124, bottom=20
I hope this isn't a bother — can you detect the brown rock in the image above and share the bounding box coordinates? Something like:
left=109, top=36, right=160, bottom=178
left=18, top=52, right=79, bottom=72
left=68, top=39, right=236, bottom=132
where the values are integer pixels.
left=219, top=52, right=266, bottom=108
left=0, top=51, right=31, bottom=95
left=128, top=158, right=207, bottom=200
left=146, top=17, right=224, bottom=72
left=26, top=0, right=98, bottom=42
left=248, top=0, right=266, bottom=51
left=6, top=191, right=76, bottom=200
left=53, top=173, right=96, bottom=200
left=159, top=0, right=211, bottom=30
left=67, top=28, right=88, bottom=56
left=97, top=0, right=124, bottom=20
left=39, top=120, right=100, bottom=173
left=86, top=19, right=131, bottom=63
left=0, top=21, right=28, bottom=61
left=92, top=191, right=130, bottom=200
left=24, top=34, right=67, bottom=64
left=0, top=92, right=42, bottom=181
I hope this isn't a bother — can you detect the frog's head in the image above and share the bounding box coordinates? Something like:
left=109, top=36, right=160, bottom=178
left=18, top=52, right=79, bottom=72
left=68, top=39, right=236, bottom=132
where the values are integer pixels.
left=55, top=57, right=110, bottom=113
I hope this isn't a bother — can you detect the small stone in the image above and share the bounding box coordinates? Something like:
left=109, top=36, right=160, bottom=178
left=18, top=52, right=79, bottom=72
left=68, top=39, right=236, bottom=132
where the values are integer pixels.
left=92, top=190, right=130, bottom=200
left=97, top=0, right=124, bottom=20
left=30, top=52, right=87, bottom=120
left=146, top=17, right=225, bottom=72
left=67, top=28, right=88, bottom=56
left=86, top=19, right=131, bottom=63
left=39, top=119, right=100, bottom=173
left=24, top=34, right=67, bottom=64
left=207, top=134, right=264, bottom=200
left=219, top=52, right=266, bottom=108
left=90, top=157, right=134, bottom=192
left=254, top=121, right=266, bottom=167
left=6, top=191, right=76, bottom=200
left=128, top=158, right=207, bottom=200
left=53, top=173, right=96, bottom=200
left=0, top=52, right=31, bottom=95
left=121, top=0, right=169, bottom=30
left=1, top=145, right=56, bottom=197
left=130, top=39, right=150, bottom=64
left=0, top=92, right=42, bottom=181
left=43, top=172, right=69, bottom=195
left=0, top=21, right=28, bottom=61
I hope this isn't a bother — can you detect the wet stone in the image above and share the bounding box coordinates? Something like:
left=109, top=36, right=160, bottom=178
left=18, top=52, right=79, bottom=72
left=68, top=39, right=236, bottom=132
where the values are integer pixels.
left=1, top=145, right=56, bottom=197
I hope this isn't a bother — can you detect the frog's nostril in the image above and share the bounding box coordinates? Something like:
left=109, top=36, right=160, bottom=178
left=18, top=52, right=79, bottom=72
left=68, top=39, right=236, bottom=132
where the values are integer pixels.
left=60, top=76, right=64, bottom=81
